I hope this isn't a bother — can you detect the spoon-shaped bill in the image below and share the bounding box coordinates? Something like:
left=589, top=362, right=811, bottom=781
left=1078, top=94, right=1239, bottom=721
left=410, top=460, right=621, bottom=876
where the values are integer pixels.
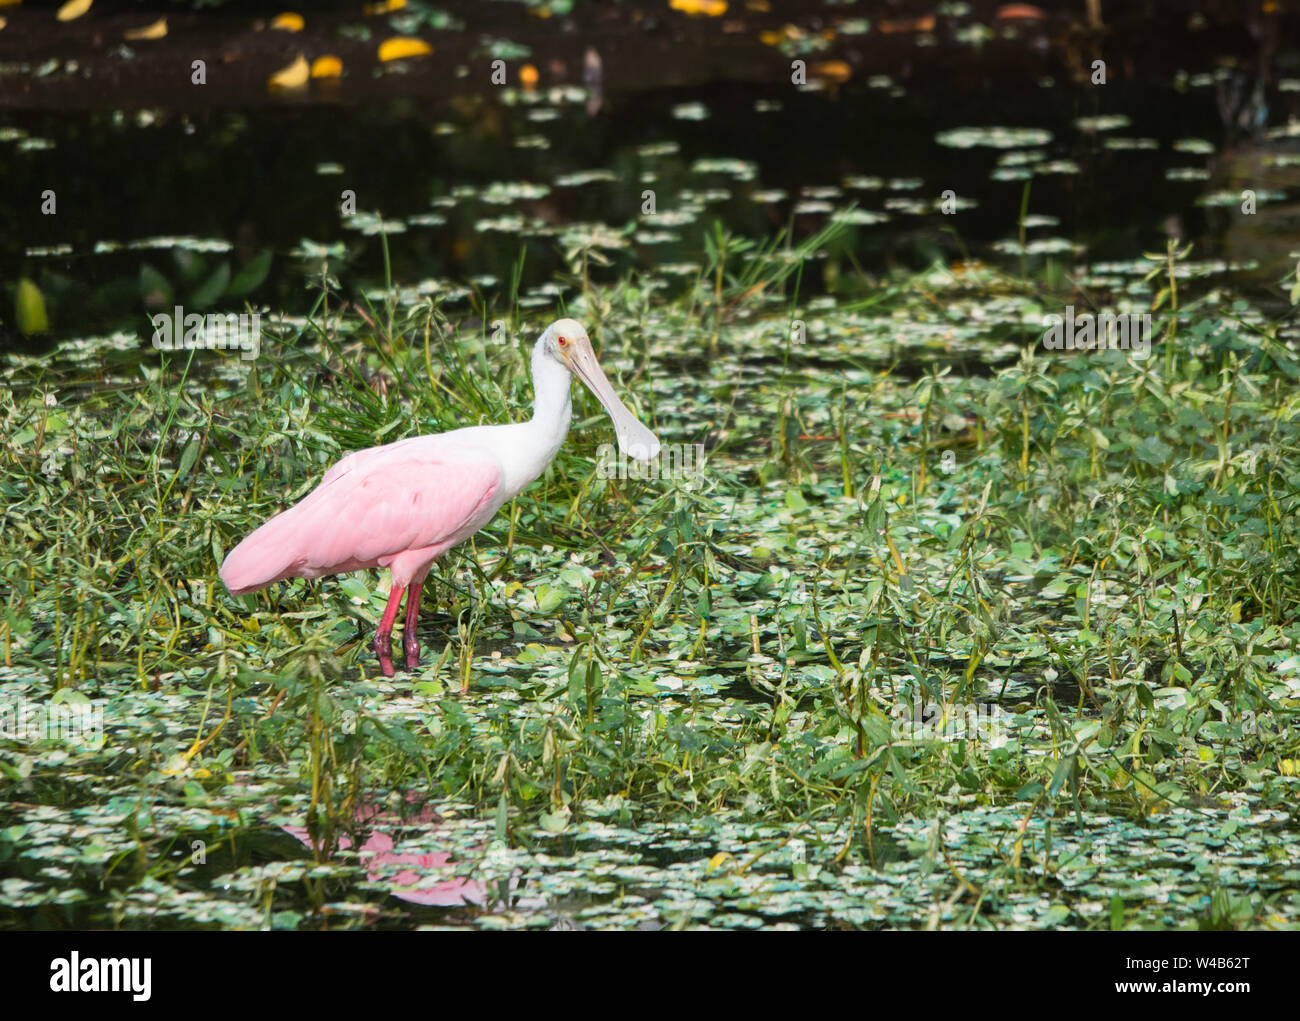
left=567, top=338, right=661, bottom=460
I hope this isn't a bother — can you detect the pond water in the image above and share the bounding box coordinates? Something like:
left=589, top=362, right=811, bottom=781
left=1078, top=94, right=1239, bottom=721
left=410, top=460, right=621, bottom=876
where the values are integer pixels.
left=4, top=0, right=1299, bottom=349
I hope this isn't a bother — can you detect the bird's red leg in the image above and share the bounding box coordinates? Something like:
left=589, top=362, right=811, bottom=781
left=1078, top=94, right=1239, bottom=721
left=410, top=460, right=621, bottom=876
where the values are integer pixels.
left=372, top=584, right=405, bottom=677
left=403, top=581, right=423, bottom=671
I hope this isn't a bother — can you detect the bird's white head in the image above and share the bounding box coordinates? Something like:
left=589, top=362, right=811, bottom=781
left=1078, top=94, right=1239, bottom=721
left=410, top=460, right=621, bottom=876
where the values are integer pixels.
left=540, top=318, right=661, bottom=460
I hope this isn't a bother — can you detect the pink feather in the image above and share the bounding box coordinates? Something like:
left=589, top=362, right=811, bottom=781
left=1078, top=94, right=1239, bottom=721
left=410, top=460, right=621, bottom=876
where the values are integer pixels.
left=220, top=437, right=502, bottom=594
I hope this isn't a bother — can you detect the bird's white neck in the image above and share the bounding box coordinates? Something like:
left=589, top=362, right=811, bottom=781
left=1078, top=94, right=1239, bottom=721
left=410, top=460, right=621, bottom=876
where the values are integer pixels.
left=528, top=335, right=573, bottom=455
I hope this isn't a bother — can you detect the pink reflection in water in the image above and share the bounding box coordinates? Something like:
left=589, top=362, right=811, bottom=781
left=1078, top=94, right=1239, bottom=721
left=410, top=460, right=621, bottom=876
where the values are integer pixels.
left=284, top=801, right=487, bottom=907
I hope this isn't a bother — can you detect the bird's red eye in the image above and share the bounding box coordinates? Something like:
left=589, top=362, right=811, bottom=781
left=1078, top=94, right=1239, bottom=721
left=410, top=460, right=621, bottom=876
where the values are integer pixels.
left=557, top=336, right=567, bottom=346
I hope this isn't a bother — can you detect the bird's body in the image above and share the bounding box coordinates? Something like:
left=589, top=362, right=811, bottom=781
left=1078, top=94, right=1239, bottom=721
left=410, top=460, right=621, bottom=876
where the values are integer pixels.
left=220, top=319, right=658, bottom=675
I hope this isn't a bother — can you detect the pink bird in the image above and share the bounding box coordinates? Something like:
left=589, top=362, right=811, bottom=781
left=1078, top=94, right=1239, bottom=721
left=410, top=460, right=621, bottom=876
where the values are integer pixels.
left=220, top=319, right=659, bottom=676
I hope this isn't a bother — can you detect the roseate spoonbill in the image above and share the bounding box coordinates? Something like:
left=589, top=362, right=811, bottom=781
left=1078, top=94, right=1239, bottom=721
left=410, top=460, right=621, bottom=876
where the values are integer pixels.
left=220, top=319, right=659, bottom=676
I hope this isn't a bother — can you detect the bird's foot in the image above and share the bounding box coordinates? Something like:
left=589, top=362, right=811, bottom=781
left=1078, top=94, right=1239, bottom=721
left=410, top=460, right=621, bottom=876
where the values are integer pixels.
left=403, top=632, right=421, bottom=672
left=372, top=630, right=396, bottom=678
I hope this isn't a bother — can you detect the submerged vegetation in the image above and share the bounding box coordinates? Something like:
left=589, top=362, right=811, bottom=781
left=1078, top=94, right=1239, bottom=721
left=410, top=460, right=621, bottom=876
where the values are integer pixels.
left=3, top=228, right=1300, bottom=929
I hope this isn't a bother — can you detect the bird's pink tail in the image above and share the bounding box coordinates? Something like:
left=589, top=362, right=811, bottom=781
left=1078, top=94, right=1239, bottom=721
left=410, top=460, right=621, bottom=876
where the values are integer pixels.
left=219, top=506, right=309, bottom=595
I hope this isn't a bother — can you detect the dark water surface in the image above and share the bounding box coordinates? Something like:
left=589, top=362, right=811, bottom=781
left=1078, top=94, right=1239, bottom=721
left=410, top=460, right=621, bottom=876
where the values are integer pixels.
left=2, top=0, right=1299, bottom=348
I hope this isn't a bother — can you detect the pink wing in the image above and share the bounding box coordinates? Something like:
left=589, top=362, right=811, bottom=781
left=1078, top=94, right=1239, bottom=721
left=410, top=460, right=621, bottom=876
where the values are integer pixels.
left=220, top=441, right=502, bottom=594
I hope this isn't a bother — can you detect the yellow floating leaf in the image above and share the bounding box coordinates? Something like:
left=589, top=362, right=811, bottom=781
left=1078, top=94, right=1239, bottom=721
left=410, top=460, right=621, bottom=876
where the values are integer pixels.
left=271, top=12, right=304, bottom=32
left=124, top=17, right=167, bottom=41
left=56, top=0, right=92, bottom=22
left=364, top=0, right=406, bottom=13
left=268, top=53, right=309, bottom=90
left=759, top=29, right=781, bottom=46
left=519, top=63, right=539, bottom=87
left=879, top=15, right=936, bottom=33
left=16, top=278, right=49, bottom=335
left=811, top=60, right=851, bottom=82
left=996, top=4, right=1047, bottom=20
left=669, top=0, right=727, bottom=15
left=706, top=851, right=734, bottom=872
left=0, top=17, right=6, bottom=31
left=311, top=54, right=343, bottom=78
left=378, top=36, right=432, bottom=61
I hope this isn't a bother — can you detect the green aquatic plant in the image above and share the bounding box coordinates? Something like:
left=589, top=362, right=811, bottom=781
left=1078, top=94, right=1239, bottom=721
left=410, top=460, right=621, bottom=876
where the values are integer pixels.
left=3, top=228, right=1300, bottom=930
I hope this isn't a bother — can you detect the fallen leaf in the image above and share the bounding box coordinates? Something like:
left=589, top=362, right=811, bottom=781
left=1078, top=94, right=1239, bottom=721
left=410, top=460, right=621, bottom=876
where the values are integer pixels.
left=268, top=53, right=309, bottom=90
left=56, top=0, right=93, bottom=22
left=311, top=55, right=343, bottom=78
left=996, top=4, right=1047, bottom=20
left=124, top=17, right=167, bottom=41
left=378, top=36, right=432, bottom=61
left=811, top=60, right=851, bottom=82
left=879, top=15, right=936, bottom=33
left=669, top=0, right=727, bottom=16
left=271, top=12, right=305, bottom=32
left=364, top=0, right=407, bottom=13
left=16, top=278, right=50, bottom=335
